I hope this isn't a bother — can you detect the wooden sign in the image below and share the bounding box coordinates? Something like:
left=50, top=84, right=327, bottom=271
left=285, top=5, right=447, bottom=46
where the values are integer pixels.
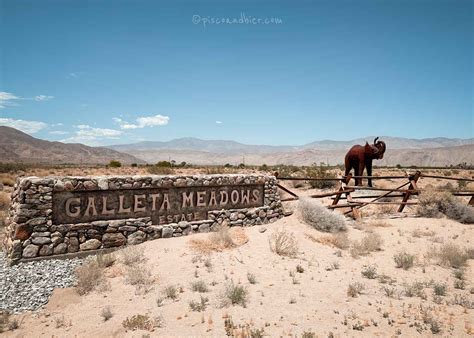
left=52, top=184, right=264, bottom=225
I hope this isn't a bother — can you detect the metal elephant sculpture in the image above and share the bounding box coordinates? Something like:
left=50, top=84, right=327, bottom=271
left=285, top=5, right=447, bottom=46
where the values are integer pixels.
left=344, top=137, right=386, bottom=187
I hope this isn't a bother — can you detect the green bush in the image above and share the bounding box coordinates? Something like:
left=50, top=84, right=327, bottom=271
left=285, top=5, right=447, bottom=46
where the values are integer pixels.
left=156, top=161, right=172, bottom=167
left=305, top=164, right=337, bottom=189
left=108, top=160, right=122, bottom=168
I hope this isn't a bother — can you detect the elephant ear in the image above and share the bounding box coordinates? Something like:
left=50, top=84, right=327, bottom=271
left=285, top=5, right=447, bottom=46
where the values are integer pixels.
left=365, top=142, right=378, bottom=155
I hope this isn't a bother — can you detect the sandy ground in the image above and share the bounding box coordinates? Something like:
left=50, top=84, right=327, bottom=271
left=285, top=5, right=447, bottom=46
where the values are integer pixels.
left=3, top=212, right=474, bottom=337
left=1, top=167, right=473, bottom=337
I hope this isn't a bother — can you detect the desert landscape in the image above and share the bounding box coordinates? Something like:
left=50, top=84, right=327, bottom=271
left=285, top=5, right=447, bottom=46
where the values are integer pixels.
left=0, top=162, right=473, bottom=337
left=1, top=0, right=472, bottom=336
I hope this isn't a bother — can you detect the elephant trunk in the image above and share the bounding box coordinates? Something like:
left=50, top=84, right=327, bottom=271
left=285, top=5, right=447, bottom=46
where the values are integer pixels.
left=375, top=139, right=386, bottom=159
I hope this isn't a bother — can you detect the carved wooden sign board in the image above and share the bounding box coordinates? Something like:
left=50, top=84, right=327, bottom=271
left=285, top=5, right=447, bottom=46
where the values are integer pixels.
left=52, top=184, right=264, bottom=225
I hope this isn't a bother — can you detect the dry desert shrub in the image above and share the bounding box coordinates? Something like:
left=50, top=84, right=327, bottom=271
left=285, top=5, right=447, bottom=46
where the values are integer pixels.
left=376, top=203, right=397, bottom=215
left=305, top=165, right=338, bottom=189
left=122, top=314, right=163, bottom=331
left=189, top=295, right=209, bottom=312
left=393, top=251, right=415, bottom=270
left=433, top=282, right=447, bottom=296
left=0, top=192, right=10, bottom=210
left=308, top=232, right=350, bottom=250
left=361, top=265, right=378, bottom=279
left=417, top=190, right=474, bottom=223
left=125, top=265, right=154, bottom=294
left=96, top=252, right=116, bottom=268
left=220, top=280, right=249, bottom=308
left=0, top=174, right=15, bottom=187
left=298, top=198, right=347, bottom=233
left=0, top=311, right=11, bottom=333
left=350, top=232, right=383, bottom=258
left=368, top=220, right=392, bottom=227
left=412, top=228, right=435, bottom=238
left=163, top=285, right=179, bottom=300
left=188, top=225, right=248, bottom=254
left=403, top=281, right=426, bottom=298
left=147, top=166, right=174, bottom=175
left=451, top=294, right=474, bottom=309
left=223, top=316, right=265, bottom=338
left=191, top=280, right=209, bottom=293
left=347, top=282, right=365, bottom=297
left=100, top=306, right=113, bottom=322
left=436, top=242, right=469, bottom=268
left=209, top=224, right=234, bottom=248
left=0, top=210, right=7, bottom=232
left=120, top=246, right=147, bottom=266
left=75, top=260, right=107, bottom=295
left=247, top=272, right=257, bottom=284
left=269, top=228, right=298, bottom=257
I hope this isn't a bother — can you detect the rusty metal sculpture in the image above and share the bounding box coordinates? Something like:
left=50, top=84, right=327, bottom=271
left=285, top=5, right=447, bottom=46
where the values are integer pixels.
left=344, top=137, right=386, bottom=187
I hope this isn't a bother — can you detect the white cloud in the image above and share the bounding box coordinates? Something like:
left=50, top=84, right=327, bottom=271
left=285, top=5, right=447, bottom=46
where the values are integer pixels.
left=49, top=130, right=69, bottom=135
left=61, top=125, right=122, bottom=145
left=34, top=95, right=54, bottom=101
left=0, top=92, right=55, bottom=107
left=0, top=117, right=48, bottom=133
left=0, top=92, right=20, bottom=108
left=76, top=125, right=122, bottom=138
left=215, top=121, right=223, bottom=124
left=114, top=114, right=170, bottom=130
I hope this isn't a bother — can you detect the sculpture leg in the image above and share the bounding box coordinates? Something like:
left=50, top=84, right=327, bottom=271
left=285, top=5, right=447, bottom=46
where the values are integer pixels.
left=358, top=163, right=366, bottom=186
left=353, top=162, right=360, bottom=186
left=366, top=160, right=373, bottom=187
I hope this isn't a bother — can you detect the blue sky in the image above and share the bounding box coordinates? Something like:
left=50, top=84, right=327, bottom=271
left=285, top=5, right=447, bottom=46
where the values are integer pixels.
left=0, top=0, right=472, bottom=146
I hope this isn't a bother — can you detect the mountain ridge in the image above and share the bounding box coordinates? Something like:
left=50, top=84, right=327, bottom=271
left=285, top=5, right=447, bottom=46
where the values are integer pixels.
left=1, top=126, right=472, bottom=167
left=109, top=136, right=474, bottom=153
left=0, top=126, right=144, bottom=165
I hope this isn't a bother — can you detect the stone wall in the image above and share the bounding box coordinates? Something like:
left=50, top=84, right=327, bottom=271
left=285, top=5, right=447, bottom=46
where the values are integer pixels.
left=3, top=174, right=283, bottom=262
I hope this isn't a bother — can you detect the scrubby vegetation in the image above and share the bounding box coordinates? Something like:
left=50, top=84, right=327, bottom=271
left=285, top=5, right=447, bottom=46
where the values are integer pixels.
left=189, top=296, right=209, bottom=312
left=147, top=165, right=174, bottom=175
left=350, top=233, right=383, bottom=257
left=347, top=282, right=365, bottom=297
left=122, top=314, right=163, bottom=331
left=75, top=260, right=107, bottom=295
left=298, top=198, right=347, bottom=233
left=417, top=190, right=474, bottom=223
left=305, top=164, right=338, bottom=189
left=0, top=311, right=19, bottom=333
left=100, top=307, right=113, bottom=322
left=189, top=224, right=248, bottom=254
left=125, top=265, right=154, bottom=294
left=0, top=192, right=10, bottom=209
left=435, top=243, right=470, bottom=268
left=269, top=229, right=299, bottom=257
left=108, top=160, right=122, bottom=168
left=220, top=281, right=249, bottom=307
left=393, top=251, right=415, bottom=270
left=120, top=246, right=147, bottom=266
left=311, top=232, right=350, bottom=249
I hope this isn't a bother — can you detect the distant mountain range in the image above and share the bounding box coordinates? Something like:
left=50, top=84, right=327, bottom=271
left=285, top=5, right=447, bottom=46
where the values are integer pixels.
left=0, top=126, right=472, bottom=167
left=109, top=136, right=474, bottom=166
left=0, top=126, right=143, bottom=165
left=110, top=136, right=474, bottom=153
